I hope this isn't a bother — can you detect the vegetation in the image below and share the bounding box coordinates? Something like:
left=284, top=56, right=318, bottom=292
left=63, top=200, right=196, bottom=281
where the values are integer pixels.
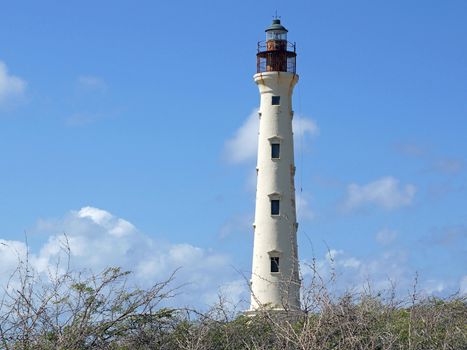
left=0, top=248, right=465, bottom=349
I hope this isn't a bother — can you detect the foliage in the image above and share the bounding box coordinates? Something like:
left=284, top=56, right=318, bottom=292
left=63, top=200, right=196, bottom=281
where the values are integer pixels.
left=0, top=245, right=465, bottom=349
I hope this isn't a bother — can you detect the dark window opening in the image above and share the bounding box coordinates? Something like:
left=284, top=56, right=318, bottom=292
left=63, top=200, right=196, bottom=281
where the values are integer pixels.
left=270, top=257, right=280, bottom=273
left=271, top=143, right=280, bottom=159
left=272, top=96, right=280, bottom=105
left=271, top=199, right=280, bottom=215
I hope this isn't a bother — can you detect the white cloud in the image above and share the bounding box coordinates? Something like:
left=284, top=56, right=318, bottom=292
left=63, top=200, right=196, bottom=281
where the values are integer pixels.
left=0, top=240, right=30, bottom=292
left=423, top=279, right=446, bottom=294
left=375, top=228, right=398, bottom=245
left=301, top=248, right=416, bottom=297
left=0, top=61, right=26, bottom=105
left=77, top=75, right=107, bottom=91
left=323, top=249, right=360, bottom=269
left=203, top=279, right=249, bottom=309
left=344, top=176, right=416, bottom=211
left=0, top=207, right=239, bottom=308
left=220, top=279, right=248, bottom=303
left=325, top=249, right=343, bottom=262
left=293, top=117, right=319, bottom=139
left=77, top=206, right=136, bottom=237
left=224, top=108, right=318, bottom=164
left=0, top=239, right=28, bottom=275
left=224, top=109, right=259, bottom=164
left=341, top=257, right=361, bottom=269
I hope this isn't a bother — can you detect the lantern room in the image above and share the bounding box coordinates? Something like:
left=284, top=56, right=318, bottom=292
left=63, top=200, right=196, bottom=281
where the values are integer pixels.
left=257, top=19, right=296, bottom=74
left=266, top=19, right=288, bottom=41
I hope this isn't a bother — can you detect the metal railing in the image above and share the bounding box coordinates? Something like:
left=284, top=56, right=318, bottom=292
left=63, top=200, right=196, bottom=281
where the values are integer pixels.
left=256, top=41, right=297, bottom=74
left=257, top=40, right=296, bottom=53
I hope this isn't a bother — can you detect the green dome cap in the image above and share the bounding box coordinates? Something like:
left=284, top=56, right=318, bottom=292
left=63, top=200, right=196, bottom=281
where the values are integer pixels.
left=265, top=19, right=288, bottom=32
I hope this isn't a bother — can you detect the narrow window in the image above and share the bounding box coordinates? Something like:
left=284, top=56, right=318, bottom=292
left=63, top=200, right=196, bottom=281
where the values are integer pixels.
left=271, top=199, right=280, bottom=215
left=271, top=96, right=280, bottom=105
left=270, top=257, right=280, bottom=273
left=271, top=143, right=280, bottom=159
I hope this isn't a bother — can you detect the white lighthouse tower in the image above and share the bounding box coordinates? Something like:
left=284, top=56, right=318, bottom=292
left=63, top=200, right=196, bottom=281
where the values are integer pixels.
left=250, top=19, right=300, bottom=311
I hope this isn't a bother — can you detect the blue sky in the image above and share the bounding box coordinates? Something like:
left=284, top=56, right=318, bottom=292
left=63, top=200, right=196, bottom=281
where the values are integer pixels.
left=1, top=0, right=466, bottom=307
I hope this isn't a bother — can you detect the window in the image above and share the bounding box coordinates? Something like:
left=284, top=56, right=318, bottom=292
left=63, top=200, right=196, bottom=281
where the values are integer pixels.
left=271, top=96, right=280, bottom=105
left=271, top=143, right=280, bottom=159
left=271, top=199, right=280, bottom=215
left=270, top=257, right=280, bottom=273
left=267, top=31, right=287, bottom=41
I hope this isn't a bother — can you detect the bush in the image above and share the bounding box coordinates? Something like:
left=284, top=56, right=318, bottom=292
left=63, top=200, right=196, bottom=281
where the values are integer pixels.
left=0, top=245, right=465, bottom=349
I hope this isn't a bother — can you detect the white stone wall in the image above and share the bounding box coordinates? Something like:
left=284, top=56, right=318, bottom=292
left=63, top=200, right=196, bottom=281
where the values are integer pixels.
left=250, top=71, right=301, bottom=310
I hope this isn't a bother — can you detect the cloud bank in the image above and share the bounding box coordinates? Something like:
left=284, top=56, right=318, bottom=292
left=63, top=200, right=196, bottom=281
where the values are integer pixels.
left=300, top=247, right=459, bottom=297
left=2, top=207, right=461, bottom=309
left=0, top=61, right=26, bottom=105
left=1, top=207, right=248, bottom=308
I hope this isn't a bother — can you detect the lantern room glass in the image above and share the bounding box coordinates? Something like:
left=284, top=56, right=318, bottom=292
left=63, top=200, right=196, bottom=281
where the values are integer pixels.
left=266, top=30, right=287, bottom=41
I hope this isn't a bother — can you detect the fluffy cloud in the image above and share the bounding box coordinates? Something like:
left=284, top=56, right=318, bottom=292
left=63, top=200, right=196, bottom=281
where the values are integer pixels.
left=301, top=246, right=460, bottom=299
left=0, top=61, right=26, bottom=105
left=301, top=248, right=414, bottom=296
left=2, top=207, right=459, bottom=308
left=1, top=207, right=247, bottom=308
left=203, top=279, right=249, bottom=309
left=343, top=176, right=416, bottom=211
left=0, top=240, right=28, bottom=276
left=424, top=280, right=446, bottom=294
left=324, top=249, right=361, bottom=269
left=293, top=117, right=319, bottom=139
left=224, top=109, right=260, bottom=164
left=224, top=108, right=318, bottom=164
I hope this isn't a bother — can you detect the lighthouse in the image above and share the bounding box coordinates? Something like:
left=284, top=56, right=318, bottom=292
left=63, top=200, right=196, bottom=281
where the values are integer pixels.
left=250, top=19, right=301, bottom=311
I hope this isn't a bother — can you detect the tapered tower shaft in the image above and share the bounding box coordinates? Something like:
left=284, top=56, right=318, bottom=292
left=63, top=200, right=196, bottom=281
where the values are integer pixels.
left=250, top=19, right=300, bottom=311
